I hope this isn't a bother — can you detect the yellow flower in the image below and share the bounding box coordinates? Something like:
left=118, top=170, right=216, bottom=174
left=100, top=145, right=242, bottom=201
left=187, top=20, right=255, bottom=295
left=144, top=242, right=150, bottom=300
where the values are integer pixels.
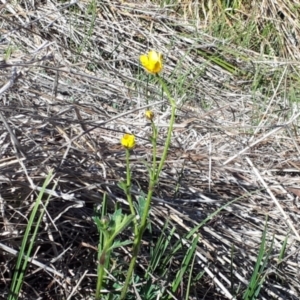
left=121, top=134, right=135, bottom=149
left=140, top=50, right=163, bottom=74
left=145, top=110, right=154, bottom=121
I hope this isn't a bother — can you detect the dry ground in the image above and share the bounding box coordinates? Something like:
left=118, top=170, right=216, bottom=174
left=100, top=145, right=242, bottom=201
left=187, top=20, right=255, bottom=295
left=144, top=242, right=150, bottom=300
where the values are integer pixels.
left=1, top=0, right=300, bottom=299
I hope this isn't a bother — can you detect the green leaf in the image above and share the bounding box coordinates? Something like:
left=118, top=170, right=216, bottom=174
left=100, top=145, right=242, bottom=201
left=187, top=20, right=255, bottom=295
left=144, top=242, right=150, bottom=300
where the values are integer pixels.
left=118, top=181, right=127, bottom=191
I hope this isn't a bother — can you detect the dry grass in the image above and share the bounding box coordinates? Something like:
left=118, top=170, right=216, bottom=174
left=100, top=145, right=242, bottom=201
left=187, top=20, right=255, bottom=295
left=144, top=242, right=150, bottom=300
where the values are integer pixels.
left=1, top=0, right=300, bottom=299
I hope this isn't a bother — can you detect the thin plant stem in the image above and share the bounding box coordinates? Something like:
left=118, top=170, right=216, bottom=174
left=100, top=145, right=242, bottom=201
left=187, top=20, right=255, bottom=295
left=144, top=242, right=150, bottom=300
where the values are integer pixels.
left=151, top=120, right=157, bottom=177
left=120, top=186, right=155, bottom=300
left=96, top=240, right=113, bottom=299
left=95, top=252, right=106, bottom=300
left=125, top=148, right=138, bottom=236
left=120, top=74, right=176, bottom=299
left=156, top=75, right=176, bottom=178
left=119, top=238, right=139, bottom=299
left=95, top=195, right=108, bottom=300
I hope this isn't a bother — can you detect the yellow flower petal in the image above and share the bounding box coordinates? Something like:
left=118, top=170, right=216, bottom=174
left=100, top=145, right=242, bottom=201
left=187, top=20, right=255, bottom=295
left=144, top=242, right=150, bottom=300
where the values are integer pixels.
left=139, top=50, right=163, bottom=74
left=140, top=54, right=149, bottom=68
left=121, top=134, right=135, bottom=149
left=145, top=110, right=154, bottom=121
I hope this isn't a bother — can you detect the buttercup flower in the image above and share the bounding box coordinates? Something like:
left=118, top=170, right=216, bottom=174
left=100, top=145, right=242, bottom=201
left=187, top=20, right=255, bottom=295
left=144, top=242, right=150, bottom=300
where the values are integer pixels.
left=121, top=134, right=135, bottom=149
left=140, top=50, right=163, bottom=74
left=145, top=110, right=154, bottom=121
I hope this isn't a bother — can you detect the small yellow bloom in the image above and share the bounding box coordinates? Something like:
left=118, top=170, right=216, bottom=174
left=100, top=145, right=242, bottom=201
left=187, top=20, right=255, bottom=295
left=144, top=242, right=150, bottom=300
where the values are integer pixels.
left=121, top=134, right=135, bottom=149
left=140, top=50, right=163, bottom=74
left=145, top=110, right=154, bottom=121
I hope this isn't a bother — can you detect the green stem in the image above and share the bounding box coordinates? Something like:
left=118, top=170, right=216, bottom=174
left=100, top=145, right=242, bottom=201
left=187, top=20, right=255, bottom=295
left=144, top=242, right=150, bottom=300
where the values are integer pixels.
left=120, top=74, right=176, bottom=299
left=95, top=194, right=108, bottom=299
left=125, top=149, right=134, bottom=215
left=139, top=183, right=155, bottom=234
left=95, top=251, right=106, bottom=300
left=125, top=149, right=138, bottom=236
left=156, top=75, right=176, bottom=179
left=119, top=238, right=139, bottom=299
left=120, top=187, right=154, bottom=300
left=151, top=121, right=157, bottom=177
left=96, top=243, right=113, bottom=299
